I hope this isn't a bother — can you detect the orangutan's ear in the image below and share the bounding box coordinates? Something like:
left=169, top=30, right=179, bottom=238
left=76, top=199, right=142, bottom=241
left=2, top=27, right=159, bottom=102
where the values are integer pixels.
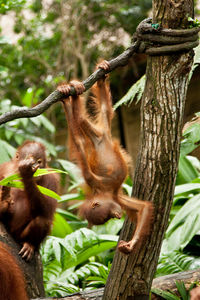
left=91, top=201, right=100, bottom=209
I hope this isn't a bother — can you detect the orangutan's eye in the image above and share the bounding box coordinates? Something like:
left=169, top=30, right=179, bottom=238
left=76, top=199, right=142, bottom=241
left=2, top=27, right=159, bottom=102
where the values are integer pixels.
left=37, top=159, right=42, bottom=164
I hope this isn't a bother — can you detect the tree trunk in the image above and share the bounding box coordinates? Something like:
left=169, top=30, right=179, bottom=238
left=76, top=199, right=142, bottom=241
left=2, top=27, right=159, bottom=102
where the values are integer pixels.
left=0, top=222, right=45, bottom=298
left=103, top=1, right=194, bottom=299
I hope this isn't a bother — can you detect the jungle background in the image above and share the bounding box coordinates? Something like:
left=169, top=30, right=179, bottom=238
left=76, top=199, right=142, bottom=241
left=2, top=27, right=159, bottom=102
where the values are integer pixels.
left=1, top=0, right=200, bottom=298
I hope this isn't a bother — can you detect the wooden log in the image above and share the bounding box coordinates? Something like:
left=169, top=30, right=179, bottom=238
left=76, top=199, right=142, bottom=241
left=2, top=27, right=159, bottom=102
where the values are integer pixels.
left=151, top=269, right=200, bottom=299
left=33, top=288, right=105, bottom=300
left=31, top=270, right=200, bottom=300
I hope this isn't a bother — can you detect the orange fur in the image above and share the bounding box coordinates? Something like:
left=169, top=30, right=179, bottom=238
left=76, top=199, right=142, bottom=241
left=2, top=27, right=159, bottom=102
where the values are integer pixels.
left=0, top=141, right=58, bottom=260
left=0, top=242, right=28, bottom=300
left=57, top=61, right=153, bottom=254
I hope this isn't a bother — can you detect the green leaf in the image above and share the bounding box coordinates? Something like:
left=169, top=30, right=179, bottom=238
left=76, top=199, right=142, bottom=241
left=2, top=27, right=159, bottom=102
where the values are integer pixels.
left=4, top=129, right=14, bottom=140
left=175, top=281, right=188, bottom=300
left=98, top=265, right=108, bottom=279
left=114, top=75, right=146, bottom=110
left=0, top=168, right=66, bottom=184
left=56, top=208, right=80, bottom=221
left=0, top=171, right=61, bottom=200
left=0, top=173, right=24, bottom=189
left=37, top=185, right=61, bottom=200
left=151, top=288, right=181, bottom=300
left=0, top=140, right=15, bottom=163
left=22, top=88, right=34, bottom=107
left=46, top=228, right=118, bottom=270
left=175, top=183, right=200, bottom=196
left=59, top=193, right=84, bottom=203
left=30, top=116, right=41, bottom=127
left=176, top=155, right=199, bottom=185
left=52, top=239, right=62, bottom=262
left=181, top=124, right=200, bottom=156
left=34, top=168, right=68, bottom=177
left=36, top=115, right=55, bottom=133
left=179, top=213, right=200, bottom=250
left=122, top=183, right=132, bottom=197
left=92, top=218, right=124, bottom=235
left=163, top=227, right=183, bottom=253
left=51, top=213, right=73, bottom=238
left=68, top=262, right=107, bottom=286
left=57, top=159, right=83, bottom=184
left=156, top=251, right=193, bottom=276
left=14, top=134, right=24, bottom=145
left=166, top=194, right=200, bottom=237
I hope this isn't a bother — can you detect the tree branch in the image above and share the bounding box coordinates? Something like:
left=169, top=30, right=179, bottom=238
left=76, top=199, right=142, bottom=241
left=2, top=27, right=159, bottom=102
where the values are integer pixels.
left=0, top=42, right=139, bottom=126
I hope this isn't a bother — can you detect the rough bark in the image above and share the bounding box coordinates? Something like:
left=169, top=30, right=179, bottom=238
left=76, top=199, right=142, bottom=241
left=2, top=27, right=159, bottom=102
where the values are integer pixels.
left=0, top=222, right=45, bottom=298
left=103, top=1, right=195, bottom=299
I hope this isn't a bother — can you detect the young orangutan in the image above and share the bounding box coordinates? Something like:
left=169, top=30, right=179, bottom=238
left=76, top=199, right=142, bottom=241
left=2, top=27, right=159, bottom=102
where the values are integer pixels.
left=0, top=241, right=28, bottom=300
left=57, top=61, right=153, bottom=254
left=0, top=141, right=58, bottom=260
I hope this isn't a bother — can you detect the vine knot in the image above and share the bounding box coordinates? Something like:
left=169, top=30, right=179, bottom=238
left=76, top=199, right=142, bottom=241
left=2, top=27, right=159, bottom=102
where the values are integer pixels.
left=134, top=18, right=200, bottom=56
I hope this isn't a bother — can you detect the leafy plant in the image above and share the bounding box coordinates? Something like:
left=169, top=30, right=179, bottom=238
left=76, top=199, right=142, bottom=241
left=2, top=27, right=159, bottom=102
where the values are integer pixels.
left=0, top=100, right=57, bottom=157
left=156, top=111, right=200, bottom=277
left=114, top=75, right=146, bottom=110
left=86, top=263, right=111, bottom=288
left=41, top=228, right=118, bottom=296
left=0, top=0, right=26, bottom=13
left=152, top=281, right=196, bottom=300
left=156, top=252, right=194, bottom=278
left=188, top=16, right=200, bottom=28
left=114, top=44, right=200, bottom=110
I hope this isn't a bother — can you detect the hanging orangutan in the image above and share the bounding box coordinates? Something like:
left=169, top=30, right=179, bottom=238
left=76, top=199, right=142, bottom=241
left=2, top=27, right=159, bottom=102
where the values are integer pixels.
left=57, top=61, right=153, bottom=253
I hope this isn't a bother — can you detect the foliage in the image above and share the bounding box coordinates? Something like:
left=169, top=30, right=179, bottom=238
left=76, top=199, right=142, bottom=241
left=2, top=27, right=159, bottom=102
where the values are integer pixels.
left=1, top=1, right=200, bottom=294
left=114, top=75, right=146, bottom=110
left=156, top=118, right=200, bottom=277
left=181, top=122, right=200, bottom=156
left=176, top=155, right=199, bottom=184
left=0, top=0, right=151, bottom=111
left=152, top=281, right=196, bottom=300
left=114, top=43, right=200, bottom=109
left=0, top=99, right=57, bottom=159
left=86, top=263, right=111, bottom=288
left=0, top=0, right=26, bottom=13
left=0, top=131, right=122, bottom=295
left=41, top=228, right=118, bottom=296
left=156, top=252, right=194, bottom=278
left=188, top=17, right=200, bottom=28
left=0, top=168, right=66, bottom=200
left=35, top=154, right=122, bottom=295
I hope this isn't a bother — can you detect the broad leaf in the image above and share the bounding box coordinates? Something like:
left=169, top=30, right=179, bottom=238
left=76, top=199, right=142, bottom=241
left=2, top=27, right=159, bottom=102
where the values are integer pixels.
left=166, top=194, right=200, bottom=237
left=175, top=183, right=200, bottom=196
left=51, top=213, right=73, bottom=238
left=176, top=155, right=199, bottom=185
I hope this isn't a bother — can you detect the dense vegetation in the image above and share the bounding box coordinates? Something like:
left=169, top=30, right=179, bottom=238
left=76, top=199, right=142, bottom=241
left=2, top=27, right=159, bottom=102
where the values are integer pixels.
left=1, top=0, right=200, bottom=297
